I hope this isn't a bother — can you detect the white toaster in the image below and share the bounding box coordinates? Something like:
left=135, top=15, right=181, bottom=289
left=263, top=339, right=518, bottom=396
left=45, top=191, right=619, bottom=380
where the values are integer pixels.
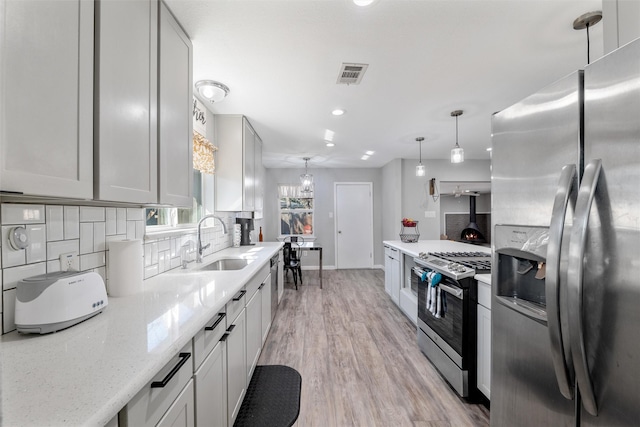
left=15, top=271, right=108, bottom=334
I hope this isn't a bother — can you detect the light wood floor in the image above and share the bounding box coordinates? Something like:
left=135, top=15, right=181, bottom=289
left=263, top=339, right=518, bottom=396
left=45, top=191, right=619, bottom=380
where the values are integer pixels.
left=257, top=269, right=490, bottom=427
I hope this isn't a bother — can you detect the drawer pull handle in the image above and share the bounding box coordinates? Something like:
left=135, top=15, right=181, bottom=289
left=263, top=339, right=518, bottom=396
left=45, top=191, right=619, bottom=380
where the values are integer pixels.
left=232, top=290, right=247, bottom=301
left=150, top=353, right=191, bottom=388
left=226, top=324, right=236, bottom=333
left=205, top=313, right=226, bottom=331
left=220, top=333, right=229, bottom=342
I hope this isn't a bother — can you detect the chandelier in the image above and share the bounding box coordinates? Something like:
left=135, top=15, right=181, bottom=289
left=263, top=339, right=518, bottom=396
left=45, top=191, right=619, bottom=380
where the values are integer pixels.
left=300, top=157, right=314, bottom=192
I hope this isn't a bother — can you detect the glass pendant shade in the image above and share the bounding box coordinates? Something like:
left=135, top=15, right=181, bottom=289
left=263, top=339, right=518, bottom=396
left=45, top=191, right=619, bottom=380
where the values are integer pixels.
left=450, top=110, right=464, bottom=164
left=451, top=145, right=464, bottom=163
left=300, top=157, right=313, bottom=192
left=415, top=137, right=425, bottom=177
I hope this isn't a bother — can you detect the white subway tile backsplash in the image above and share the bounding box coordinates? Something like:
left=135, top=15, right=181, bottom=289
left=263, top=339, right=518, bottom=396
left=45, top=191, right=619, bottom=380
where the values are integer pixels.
left=80, top=223, right=94, bottom=255
left=3, top=262, right=46, bottom=291
left=170, top=257, right=181, bottom=270
left=151, top=242, right=159, bottom=265
left=94, top=222, right=106, bottom=252
left=2, top=226, right=26, bottom=268
left=126, top=221, right=136, bottom=240
left=144, top=265, right=159, bottom=280
left=47, top=260, right=60, bottom=273
left=105, top=208, right=117, bottom=236
left=135, top=221, right=145, bottom=239
left=158, top=239, right=171, bottom=252
left=26, top=225, right=46, bottom=264
left=3, top=288, right=16, bottom=333
left=47, top=239, right=79, bottom=261
left=64, top=206, right=80, bottom=239
left=126, top=208, right=144, bottom=221
left=80, top=206, right=105, bottom=222
left=144, top=244, right=152, bottom=267
left=1, top=204, right=44, bottom=225
left=80, top=252, right=105, bottom=271
left=46, top=206, right=64, bottom=241
left=116, top=209, right=127, bottom=234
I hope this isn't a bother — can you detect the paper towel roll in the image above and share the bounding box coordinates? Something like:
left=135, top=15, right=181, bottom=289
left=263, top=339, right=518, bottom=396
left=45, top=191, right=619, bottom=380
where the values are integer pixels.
left=108, top=239, right=143, bottom=297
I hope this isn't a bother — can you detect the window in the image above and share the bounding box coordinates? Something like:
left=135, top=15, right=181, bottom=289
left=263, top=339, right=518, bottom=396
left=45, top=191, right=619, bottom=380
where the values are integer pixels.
left=279, top=184, right=314, bottom=236
left=145, top=130, right=216, bottom=230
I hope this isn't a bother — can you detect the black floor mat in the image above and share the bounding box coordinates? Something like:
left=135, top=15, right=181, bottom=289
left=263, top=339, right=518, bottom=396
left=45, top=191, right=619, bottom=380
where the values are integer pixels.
left=234, top=365, right=302, bottom=427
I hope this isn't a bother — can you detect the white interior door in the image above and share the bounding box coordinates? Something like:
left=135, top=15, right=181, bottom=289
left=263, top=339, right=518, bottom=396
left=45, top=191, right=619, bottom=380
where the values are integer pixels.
left=335, top=182, right=373, bottom=269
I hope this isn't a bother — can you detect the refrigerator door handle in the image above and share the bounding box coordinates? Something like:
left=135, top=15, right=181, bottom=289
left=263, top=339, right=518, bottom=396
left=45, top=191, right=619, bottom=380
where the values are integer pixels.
left=546, top=164, right=577, bottom=400
left=568, top=159, right=602, bottom=416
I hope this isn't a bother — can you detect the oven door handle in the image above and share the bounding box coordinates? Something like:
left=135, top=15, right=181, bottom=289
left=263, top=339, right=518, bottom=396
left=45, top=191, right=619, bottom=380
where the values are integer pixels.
left=438, top=283, right=463, bottom=300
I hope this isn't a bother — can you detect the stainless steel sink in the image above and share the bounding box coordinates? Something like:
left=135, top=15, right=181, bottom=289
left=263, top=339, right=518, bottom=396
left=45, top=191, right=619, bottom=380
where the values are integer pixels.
left=198, top=258, right=251, bottom=271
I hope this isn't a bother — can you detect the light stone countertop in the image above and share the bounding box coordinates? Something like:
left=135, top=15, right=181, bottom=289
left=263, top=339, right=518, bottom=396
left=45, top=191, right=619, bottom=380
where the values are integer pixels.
left=0, top=242, right=282, bottom=427
left=383, top=240, right=492, bottom=285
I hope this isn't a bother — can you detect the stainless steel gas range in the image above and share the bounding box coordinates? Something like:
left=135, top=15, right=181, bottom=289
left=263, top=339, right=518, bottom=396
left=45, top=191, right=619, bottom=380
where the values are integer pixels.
left=412, top=251, right=491, bottom=398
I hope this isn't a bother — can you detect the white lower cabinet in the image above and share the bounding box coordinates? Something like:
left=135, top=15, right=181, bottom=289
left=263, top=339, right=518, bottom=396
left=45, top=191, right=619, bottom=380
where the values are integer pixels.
left=157, top=380, right=195, bottom=427
left=121, top=342, right=194, bottom=427
left=194, top=339, right=227, bottom=427
left=260, top=273, right=272, bottom=345
left=193, top=311, right=227, bottom=427
left=226, top=305, right=247, bottom=427
left=384, top=245, right=401, bottom=305
left=245, top=289, right=262, bottom=383
left=476, top=280, right=491, bottom=400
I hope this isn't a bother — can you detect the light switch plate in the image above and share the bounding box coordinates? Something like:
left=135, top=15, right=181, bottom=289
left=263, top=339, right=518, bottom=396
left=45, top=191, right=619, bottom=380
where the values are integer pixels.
left=424, top=211, right=436, bottom=218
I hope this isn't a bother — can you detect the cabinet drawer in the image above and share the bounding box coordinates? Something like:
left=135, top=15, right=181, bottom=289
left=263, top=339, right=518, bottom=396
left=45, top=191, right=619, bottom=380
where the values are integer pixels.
left=226, top=289, right=246, bottom=323
left=245, top=264, right=269, bottom=301
left=477, top=280, right=491, bottom=309
left=192, top=310, right=227, bottom=370
left=122, top=342, right=193, bottom=427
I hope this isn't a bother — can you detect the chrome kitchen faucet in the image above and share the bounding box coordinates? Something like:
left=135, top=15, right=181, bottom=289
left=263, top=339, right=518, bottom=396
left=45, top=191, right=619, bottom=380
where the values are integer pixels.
left=196, top=215, right=227, bottom=263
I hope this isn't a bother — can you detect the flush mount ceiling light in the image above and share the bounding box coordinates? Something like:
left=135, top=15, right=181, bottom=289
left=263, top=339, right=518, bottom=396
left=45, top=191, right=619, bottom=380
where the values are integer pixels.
left=450, top=110, right=464, bottom=164
left=331, top=109, right=345, bottom=116
left=195, top=80, right=230, bottom=103
left=326, top=142, right=335, bottom=147
left=415, top=137, right=426, bottom=177
left=353, top=0, right=374, bottom=6
left=300, top=157, right=314, bottom=192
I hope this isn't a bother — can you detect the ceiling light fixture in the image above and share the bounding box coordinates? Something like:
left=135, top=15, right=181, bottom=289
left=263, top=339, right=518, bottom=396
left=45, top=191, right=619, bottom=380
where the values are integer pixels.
left=415, top=137, right=425, bottom=177
left=300, top=157, right=314, bottom=192
left=361, top=155, right=370, bottom=160
left=331, top=109, right=345, bottom=116
left=195, top=80, right=230, bottom=103
left=326, top=142, right=335, bottom=147
left=353, top=0, right=374, bottom=6
left=450, top=110, right=464, bottom=164
left=365, top=150, right=375, bottom=156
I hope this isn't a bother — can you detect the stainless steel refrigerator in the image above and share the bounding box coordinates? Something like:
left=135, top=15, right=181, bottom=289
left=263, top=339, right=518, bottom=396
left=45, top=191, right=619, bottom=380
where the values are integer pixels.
left=490, top=37, right=640, bottom=426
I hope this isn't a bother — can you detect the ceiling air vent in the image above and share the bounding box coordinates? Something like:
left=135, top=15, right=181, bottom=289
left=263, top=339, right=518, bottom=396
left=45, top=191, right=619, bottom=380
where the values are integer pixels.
left=337, top=63, right=369, bottom=85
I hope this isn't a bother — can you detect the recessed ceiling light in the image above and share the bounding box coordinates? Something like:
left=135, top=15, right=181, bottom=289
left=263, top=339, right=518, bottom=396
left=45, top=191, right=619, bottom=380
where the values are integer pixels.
left=331, top=109, right=345, bottom=116
left=361, top=155, right=370, bottom=160
left=486, top=147, right=493, bottom=151
left=353, top=0, right=374, bottom=6
left=365, top=150, right=375, bottom=156
left=326, top=142, right=335, bottom=147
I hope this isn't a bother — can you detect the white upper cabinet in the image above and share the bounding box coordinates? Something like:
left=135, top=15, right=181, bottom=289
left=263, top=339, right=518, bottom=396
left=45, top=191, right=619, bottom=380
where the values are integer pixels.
left=215, top=115, right=262, bottom=212
left=158, top=2, right=193, bottom=207
left=94, top=0, right=158, bottom=204
left=0, top=0, right=94, bottom=199
left=254, top=134, right=264, bottom=219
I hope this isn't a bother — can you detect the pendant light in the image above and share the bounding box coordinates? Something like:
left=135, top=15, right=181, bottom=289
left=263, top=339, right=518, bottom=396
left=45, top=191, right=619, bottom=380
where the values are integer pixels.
left=573, top=11, right=602, bottom=65
left=450, top=110, right=464, bottom=164
left=415, top=137, right=425, bottom=177
left=300, top=157, right=314, bottom=192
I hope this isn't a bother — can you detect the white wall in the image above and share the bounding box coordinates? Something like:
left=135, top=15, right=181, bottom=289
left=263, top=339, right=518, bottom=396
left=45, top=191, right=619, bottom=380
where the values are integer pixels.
left=400, top=159, right=491, bottom=240
left=264, top=167, right=384, bottom=268
left=381, top=159, right=402, bottom=242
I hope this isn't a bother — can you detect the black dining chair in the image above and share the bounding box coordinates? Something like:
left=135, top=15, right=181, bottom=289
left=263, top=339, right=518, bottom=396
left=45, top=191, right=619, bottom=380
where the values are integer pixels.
left=283, top=242, right=303, bottom=289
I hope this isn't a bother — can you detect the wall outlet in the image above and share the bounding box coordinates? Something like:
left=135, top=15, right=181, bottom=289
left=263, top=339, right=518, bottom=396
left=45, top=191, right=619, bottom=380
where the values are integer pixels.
left=59, top=252, right=79, bottom=272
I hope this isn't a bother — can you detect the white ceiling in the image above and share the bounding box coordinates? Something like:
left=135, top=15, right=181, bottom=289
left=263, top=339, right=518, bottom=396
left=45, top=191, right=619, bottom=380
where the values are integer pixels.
left=165, top=0, right=604, bottom=169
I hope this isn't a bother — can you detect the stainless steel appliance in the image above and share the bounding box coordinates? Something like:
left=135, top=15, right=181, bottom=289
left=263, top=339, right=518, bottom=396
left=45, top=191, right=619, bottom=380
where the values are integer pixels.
left=270, top=253, right=279, bottom=321
left=414, top=253, right=486, bottom=398
left=491, top=38, right=640, bottom=426
left=236, top=218, right=254, bottom=246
